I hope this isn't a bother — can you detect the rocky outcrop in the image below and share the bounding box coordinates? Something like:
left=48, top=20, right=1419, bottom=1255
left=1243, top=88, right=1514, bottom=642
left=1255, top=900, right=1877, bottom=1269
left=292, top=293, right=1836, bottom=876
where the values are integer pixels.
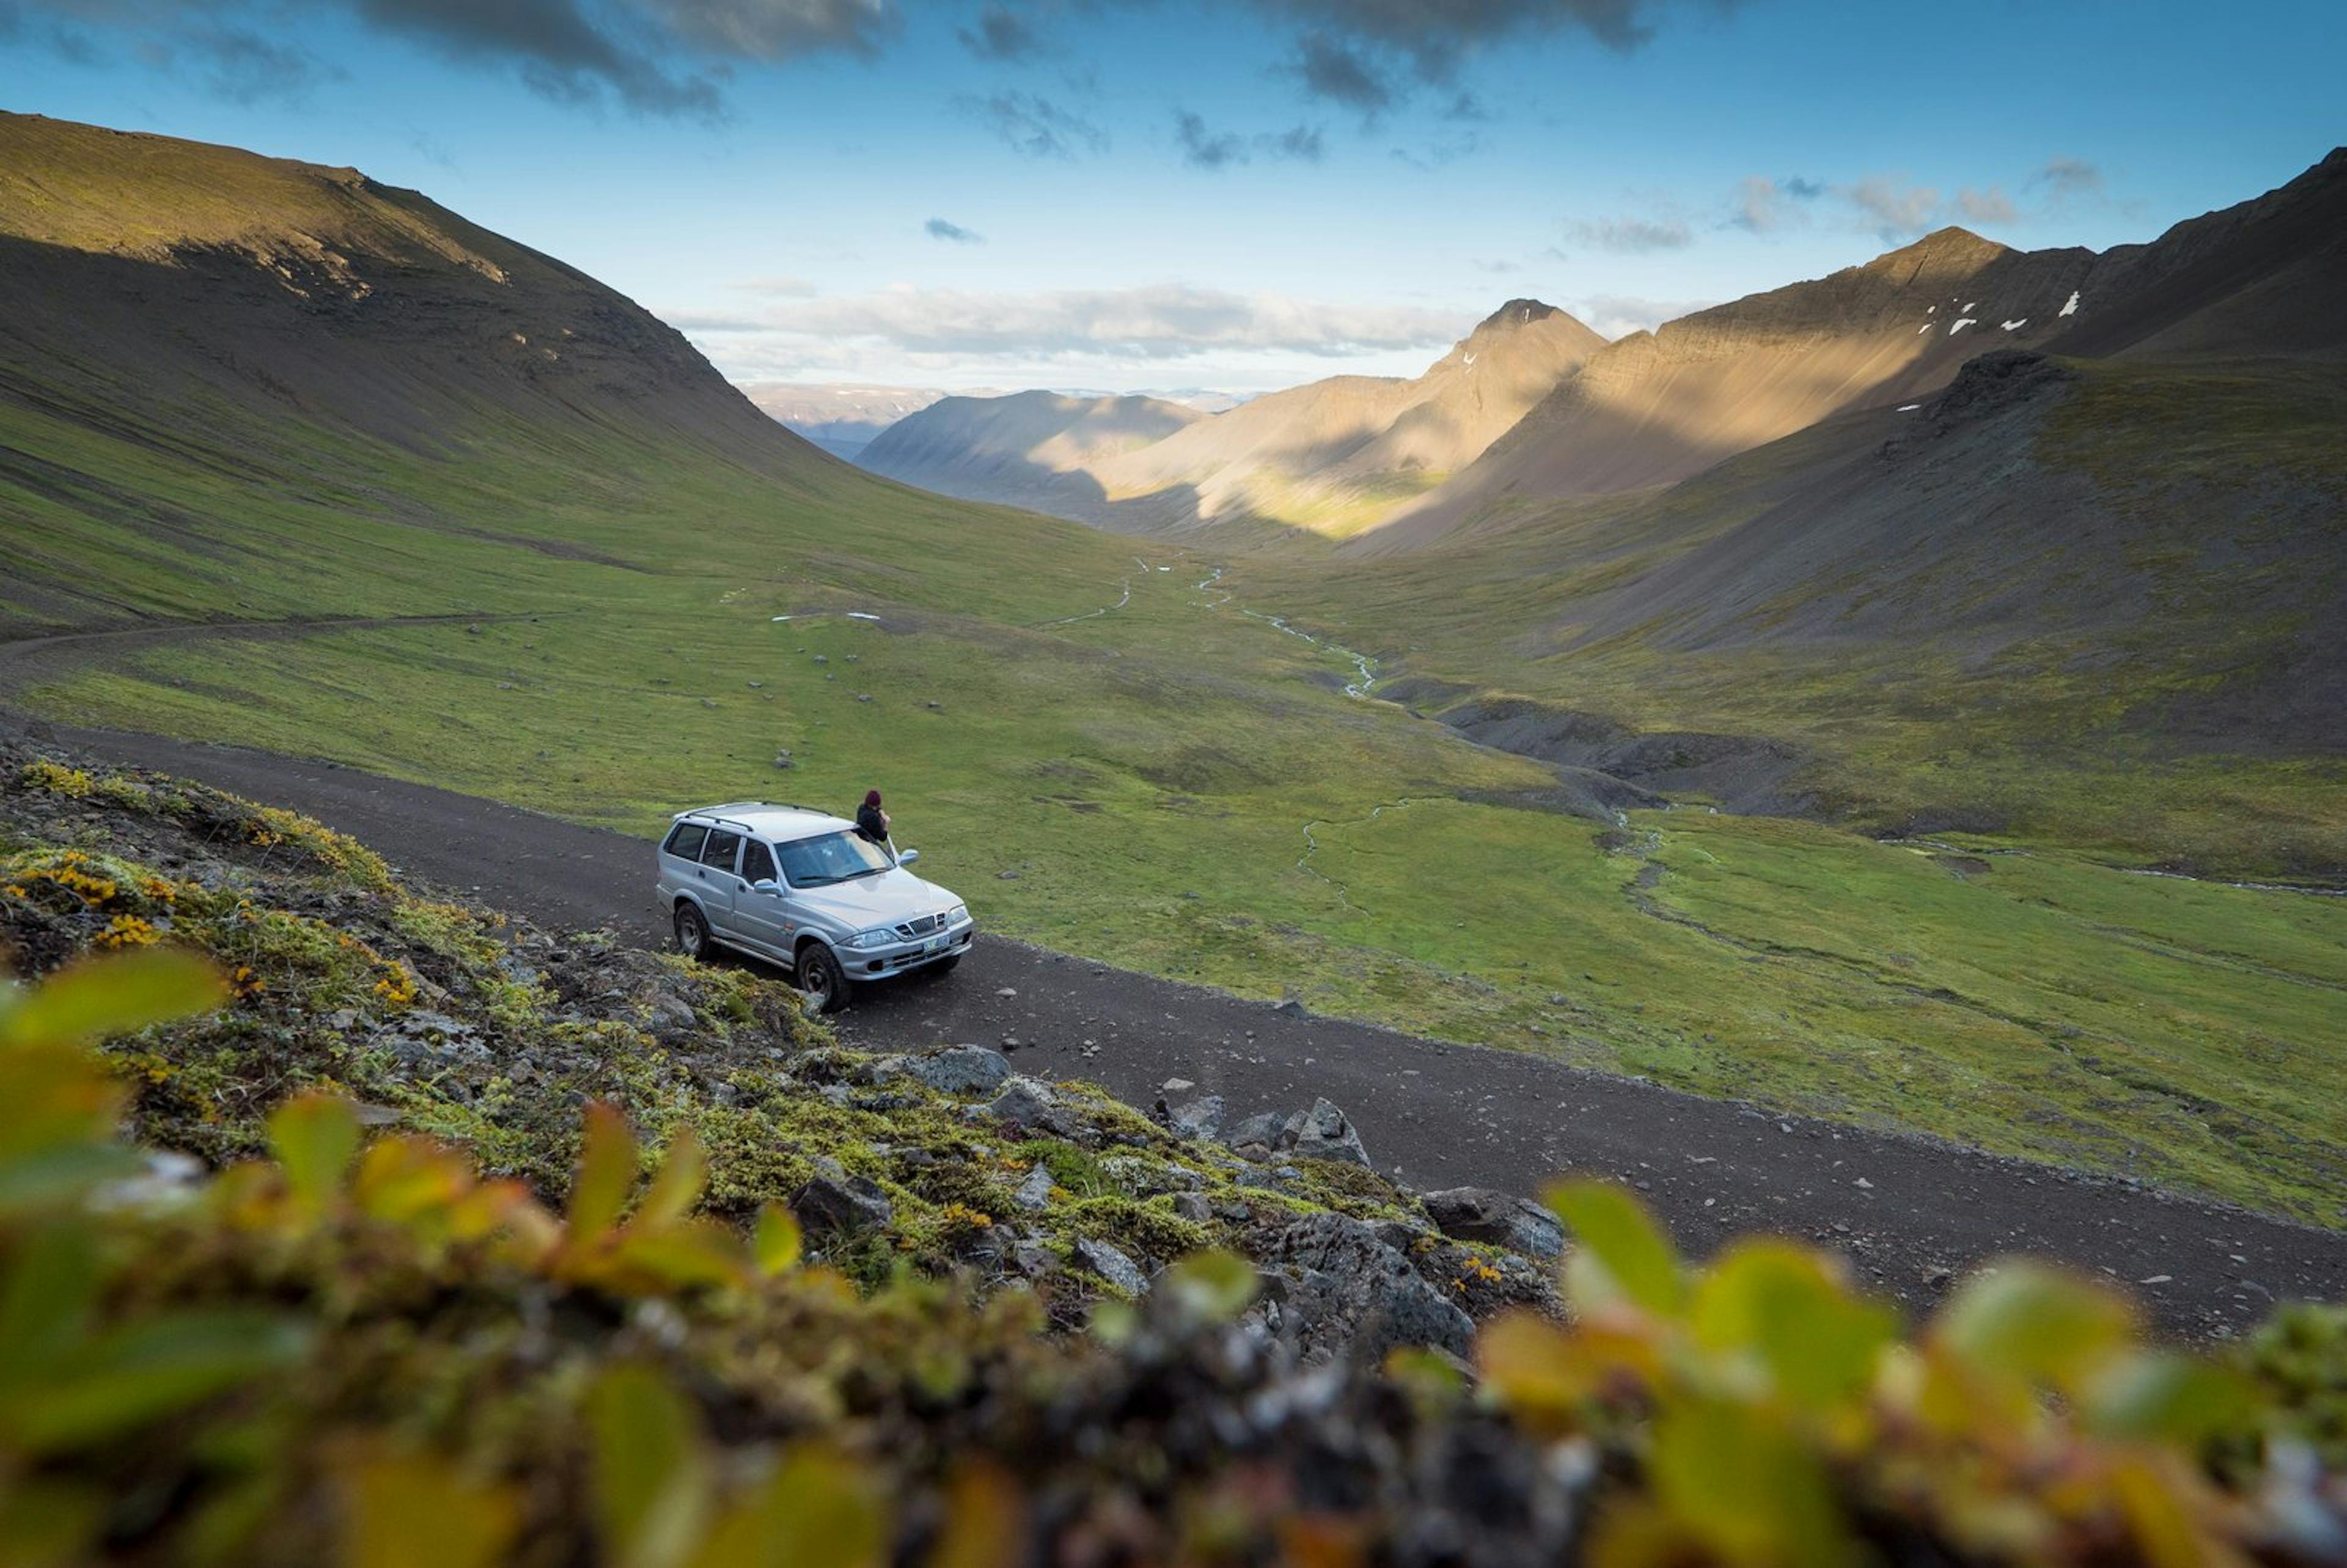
left=1421, top=1187, right=1567, bottom=1261
left=1217, top=1096, right=1372, bottom=1169
left=1257, top=1213, right=1476, bottom=1365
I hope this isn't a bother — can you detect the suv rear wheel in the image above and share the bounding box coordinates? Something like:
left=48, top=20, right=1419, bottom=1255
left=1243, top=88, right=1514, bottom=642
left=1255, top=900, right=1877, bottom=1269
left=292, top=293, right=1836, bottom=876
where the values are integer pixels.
left=674, top=901, right=711, bottom=959
left=796, top=942, right=850, bottom=1014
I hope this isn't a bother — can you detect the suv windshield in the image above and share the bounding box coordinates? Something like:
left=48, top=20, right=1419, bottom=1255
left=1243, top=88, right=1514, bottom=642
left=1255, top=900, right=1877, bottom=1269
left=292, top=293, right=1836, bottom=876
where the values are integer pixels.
left=777, top=830, right=895, bottom=888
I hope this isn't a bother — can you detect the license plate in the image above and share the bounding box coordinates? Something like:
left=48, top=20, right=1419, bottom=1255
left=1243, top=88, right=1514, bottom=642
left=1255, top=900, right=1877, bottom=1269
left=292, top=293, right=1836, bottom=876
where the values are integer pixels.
left=925, top=935, right=949, bottom=953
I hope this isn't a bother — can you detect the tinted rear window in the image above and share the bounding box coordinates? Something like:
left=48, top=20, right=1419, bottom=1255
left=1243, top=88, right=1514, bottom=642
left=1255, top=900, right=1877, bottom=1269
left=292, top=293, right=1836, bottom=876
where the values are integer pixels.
left=664, top=822, right=708, bottom=859
left=700, top=829, right=743, bottom=871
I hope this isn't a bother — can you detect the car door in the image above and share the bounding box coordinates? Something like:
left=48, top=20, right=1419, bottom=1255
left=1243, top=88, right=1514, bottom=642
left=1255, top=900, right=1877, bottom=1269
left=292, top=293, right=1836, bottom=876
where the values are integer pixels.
left=732, top=838, right=792, bottom=955
left=694, top=827, right=744, bottom=934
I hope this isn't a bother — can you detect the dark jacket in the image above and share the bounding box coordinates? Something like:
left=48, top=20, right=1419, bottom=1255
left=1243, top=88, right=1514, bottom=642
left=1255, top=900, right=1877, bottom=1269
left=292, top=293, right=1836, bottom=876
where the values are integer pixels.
left=855, top=803, right=889, bottom=844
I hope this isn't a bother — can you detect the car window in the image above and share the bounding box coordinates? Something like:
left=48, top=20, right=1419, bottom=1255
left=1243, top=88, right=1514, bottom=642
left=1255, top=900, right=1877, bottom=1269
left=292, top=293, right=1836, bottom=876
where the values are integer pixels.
left=742, top=840, right=777, bottom=886
left=776, top=830, right=895, bottom=888
left=664, top=822, right=708, bottom=860
left=700, top=829, right=743, bottom=872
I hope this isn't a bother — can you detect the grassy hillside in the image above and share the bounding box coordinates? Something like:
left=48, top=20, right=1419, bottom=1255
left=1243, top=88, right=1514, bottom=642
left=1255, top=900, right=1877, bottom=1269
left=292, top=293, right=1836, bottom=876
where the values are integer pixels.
left=4, top=114, right=2344, bottom=1224
left=1246, top=354, right=2347, bottom=880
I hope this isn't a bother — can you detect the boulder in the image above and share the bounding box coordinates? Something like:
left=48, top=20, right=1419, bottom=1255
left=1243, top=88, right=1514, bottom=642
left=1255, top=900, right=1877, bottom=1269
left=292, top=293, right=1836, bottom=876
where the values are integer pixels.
left=901, top=1045, right=1012, bottom=1097
left=1420, top=1187, right=1565, bottom=1261
left=1166, top=1093, right=1227, bottom=1142
left=985, top=1076, right=1077, bottom=1137
left=793, top=1172, right=894, bottom=1236
left=1285, top=1098, right=1370, bottom=1168
left=1221, top=1110, right=1288, bottom=1159
left=1010, top=1164, right=1056, bottom=1212
left=1074, top=1237, right=1148, bottom=1295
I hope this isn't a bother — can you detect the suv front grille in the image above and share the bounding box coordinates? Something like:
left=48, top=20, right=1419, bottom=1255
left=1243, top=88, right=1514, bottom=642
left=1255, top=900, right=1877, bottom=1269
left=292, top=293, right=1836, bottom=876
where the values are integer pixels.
left=894, top=914, right=945, bottom=939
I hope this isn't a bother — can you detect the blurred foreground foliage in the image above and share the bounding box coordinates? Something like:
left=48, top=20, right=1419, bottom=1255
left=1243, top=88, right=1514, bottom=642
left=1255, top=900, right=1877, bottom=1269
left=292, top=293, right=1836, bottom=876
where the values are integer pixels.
left=1, top=948, right=2342, bottom=1567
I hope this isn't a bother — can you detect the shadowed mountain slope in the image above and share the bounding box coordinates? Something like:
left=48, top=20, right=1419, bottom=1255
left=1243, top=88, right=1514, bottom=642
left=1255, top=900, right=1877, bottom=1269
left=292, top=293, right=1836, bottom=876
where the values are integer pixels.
left=2040, top=147, right=2347, bottom=361
left=859, top=389, right=1205, bottom=514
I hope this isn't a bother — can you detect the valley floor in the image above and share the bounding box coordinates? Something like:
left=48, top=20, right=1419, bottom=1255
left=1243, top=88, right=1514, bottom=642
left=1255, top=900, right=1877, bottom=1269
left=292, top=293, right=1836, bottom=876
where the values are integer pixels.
left=24, top=715, right=2347, bottom=1339
left=8, top=565, right=2341, bottom=1229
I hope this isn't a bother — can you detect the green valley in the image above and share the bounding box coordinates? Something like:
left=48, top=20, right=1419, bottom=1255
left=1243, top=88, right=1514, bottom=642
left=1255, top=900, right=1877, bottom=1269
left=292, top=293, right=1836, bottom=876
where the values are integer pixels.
left=4, top=112, right=2343, bottom=1227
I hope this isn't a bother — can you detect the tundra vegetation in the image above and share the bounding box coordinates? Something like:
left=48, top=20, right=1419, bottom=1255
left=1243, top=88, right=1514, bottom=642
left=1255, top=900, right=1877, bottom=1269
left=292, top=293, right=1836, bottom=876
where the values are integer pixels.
left=2, top=838, right=2344, bottom=1564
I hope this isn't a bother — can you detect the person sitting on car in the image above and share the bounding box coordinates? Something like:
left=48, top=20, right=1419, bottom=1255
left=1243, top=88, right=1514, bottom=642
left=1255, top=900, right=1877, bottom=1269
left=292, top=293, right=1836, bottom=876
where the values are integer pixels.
left=855, top=789, right=891, bottom=847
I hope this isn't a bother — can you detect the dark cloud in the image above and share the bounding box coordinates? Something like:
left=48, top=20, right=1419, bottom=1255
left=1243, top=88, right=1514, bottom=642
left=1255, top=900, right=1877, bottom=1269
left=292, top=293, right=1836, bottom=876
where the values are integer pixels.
left=193, top=24, right=343, bottom=103
left=957, top=2, right=1038, bottom=60
left=7, top=0, right=1710, bottom=122
left=4, top=0, right=891, bottom=117
left=924, top=216, right=984, bottom=243
left=1259, top=0, right=1673, bottom=84
left=1389, top=130, right=1483, bottom=170
left=1173, top=108, right=1323, bottom=170
left=2037, top=156, right=2103, bottom=199
left=344, top=0, right=718, bottom=116
left=958, top=90, right=1109, bottom=158
left=1286, top=31, right=1394, bottom=115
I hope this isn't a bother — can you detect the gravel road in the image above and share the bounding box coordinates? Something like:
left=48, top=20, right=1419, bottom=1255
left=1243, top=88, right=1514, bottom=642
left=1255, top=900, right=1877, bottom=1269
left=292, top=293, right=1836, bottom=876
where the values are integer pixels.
left=31, top=719, right=2347, bottom=1337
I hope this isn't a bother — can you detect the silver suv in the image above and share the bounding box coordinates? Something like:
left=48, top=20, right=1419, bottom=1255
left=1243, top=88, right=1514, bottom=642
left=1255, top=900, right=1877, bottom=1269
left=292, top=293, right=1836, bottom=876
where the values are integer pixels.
left=655, top=800, right=974, bottom=1012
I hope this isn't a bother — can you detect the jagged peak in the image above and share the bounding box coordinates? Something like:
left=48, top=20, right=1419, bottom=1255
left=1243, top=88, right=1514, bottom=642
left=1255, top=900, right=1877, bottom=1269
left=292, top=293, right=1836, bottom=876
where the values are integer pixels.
left=1857, top=224, right=2017, bottom=288
left=1471, top=298, right=1562, bottom=334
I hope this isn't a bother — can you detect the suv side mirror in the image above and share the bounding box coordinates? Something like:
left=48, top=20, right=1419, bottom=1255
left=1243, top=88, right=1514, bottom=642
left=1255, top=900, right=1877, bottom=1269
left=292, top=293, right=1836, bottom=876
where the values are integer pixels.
left=751, top=878, right=780, bottom=894
left=895, top=848, right=920, bottom=866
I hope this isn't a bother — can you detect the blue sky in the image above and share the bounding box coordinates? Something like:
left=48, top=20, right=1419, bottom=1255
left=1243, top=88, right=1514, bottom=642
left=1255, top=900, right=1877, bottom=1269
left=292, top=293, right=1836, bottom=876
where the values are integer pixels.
left=5, top=0, right=2341, bottom=392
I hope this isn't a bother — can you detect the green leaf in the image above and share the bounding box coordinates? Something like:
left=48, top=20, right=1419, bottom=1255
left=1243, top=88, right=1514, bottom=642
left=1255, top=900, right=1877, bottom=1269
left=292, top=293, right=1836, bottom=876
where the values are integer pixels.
left=0, top=1141, right=144, bottom=1219
left=689, top=1446, right=883, bottom=1568
left=1546, top=1179, right=1683, bottom=1317
left=607, top=1222, right=748, bottom=1291
left=342, top=1454, right=518, bottom=1568
left=1649, top=1398, right=1854, bottom=1566
left=1935, top=1262, right=2137, bottom=1392
left=1689, top=1241, right=1893, bottom=1412
left=7, top=1310, right=309, bottom=1453
left=568, top=1102, right=639, bottom=1242
left=924, top=1461, right=1021, bottom=1568
left=587, top=1365, right=711, bottom=1568
left=634, top=1129, right=708, bottom=1229
left=752, top=1204, right=803, bottom=1277
left=0, top=1475, right=104, bottom=1568
left=2085, top=1350, right=2263, bottom=1446
left=267, top=1093, right=361, bottom=1218
left=1158, top=1249, right=1259, bottom=1323
left=0, top=948, right=223, bottom=1049
left=0, top=1224, right=101, bottom=1394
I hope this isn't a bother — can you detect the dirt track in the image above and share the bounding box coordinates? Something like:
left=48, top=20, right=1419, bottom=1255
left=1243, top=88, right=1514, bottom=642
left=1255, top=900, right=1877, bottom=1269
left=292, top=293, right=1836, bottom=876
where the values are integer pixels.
left=20, top=718, right=2347, bottom=1337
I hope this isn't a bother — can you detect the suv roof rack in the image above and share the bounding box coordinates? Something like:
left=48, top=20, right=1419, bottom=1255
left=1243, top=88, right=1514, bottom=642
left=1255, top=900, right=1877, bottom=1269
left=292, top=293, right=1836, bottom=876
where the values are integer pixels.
left=681, top=800, right=828, bottom=817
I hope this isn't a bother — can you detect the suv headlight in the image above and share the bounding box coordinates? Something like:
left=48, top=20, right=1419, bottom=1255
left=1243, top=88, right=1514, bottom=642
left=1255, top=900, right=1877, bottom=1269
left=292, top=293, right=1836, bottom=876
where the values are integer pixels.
left=845, top=928, right=895, bottom=950
left=947, top=904, right=968, bottom=925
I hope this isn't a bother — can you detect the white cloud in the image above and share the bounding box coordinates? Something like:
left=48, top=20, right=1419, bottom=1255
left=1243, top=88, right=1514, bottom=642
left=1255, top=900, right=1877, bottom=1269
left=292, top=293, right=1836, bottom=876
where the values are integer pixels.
left=686, top=282, right=1473, bottom=363
left=1952, top=186, right=2017, bottom=225
left=1844, top=177, right=1942, bottom=240
left=1565, top=215, right=1693, bottom=253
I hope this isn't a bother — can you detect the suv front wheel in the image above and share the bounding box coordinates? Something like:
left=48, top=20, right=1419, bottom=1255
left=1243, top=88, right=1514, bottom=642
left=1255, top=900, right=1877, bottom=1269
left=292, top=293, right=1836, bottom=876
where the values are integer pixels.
left=795, top=942, right=850, bottom=1014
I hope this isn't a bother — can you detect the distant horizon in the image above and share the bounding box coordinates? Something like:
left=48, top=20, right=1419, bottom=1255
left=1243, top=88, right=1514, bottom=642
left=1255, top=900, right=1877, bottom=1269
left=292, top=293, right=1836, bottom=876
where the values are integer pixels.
left=7, top=0, right=2341, bottom=394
